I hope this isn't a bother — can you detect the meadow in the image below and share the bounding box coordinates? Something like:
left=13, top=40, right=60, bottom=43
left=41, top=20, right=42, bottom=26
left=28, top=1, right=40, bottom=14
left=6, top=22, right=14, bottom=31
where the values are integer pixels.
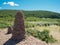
left=0, top=10, right=60, bottom=43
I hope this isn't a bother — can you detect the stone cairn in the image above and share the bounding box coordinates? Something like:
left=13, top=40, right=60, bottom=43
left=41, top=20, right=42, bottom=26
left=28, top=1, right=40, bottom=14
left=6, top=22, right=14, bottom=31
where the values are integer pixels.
left=11, top=11, right=25, bottom=41
left=6, top=26, right=12, bottom=34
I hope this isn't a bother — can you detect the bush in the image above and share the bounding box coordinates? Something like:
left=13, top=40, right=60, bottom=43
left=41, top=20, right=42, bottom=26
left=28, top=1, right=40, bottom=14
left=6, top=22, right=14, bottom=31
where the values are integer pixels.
left=0, top=22, right=8, bottom=28
left=25, top=22, right=35, bottom=28
left=37, top=30, right=57, bottom=43
left=26, top=29, right=57, bottom=43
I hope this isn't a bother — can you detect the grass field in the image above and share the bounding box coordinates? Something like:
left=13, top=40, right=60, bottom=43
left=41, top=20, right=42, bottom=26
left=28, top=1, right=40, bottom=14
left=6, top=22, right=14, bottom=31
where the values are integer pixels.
left=0, top=10, right=60, bottom=43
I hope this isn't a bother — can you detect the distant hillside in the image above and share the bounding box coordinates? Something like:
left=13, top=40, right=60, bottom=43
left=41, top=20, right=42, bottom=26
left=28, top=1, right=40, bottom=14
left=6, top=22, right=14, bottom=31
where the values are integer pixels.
left=0, top=10, right=60, bottom=18
left=23, top=11, right=60, bottom=18
left=0, top=10, right=60, bottom=28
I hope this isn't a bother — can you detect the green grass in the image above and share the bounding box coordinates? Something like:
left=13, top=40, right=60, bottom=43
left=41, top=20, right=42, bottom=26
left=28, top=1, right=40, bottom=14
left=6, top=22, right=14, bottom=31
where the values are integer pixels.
left=0, top=10, right=58, bottom=43
left=0, top=10, right=60, bottom=28
left=26, top=29, right=57, bottom=43
left=25, top=17, right=60, bottom=22
left=0, top=22, right=9, bottom=28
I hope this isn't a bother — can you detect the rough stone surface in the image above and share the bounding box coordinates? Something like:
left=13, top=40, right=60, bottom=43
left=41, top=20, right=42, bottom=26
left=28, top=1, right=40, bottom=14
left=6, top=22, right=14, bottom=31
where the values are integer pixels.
left=6, top=26, right=12, bottom=34
left=11, top=11, right=25, bottom=41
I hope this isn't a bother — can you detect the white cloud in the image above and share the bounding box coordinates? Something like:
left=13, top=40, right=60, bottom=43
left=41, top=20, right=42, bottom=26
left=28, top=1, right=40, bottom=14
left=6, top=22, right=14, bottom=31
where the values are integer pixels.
left=3, top=2, right=19, bottom=6
left=3, top=2, right=7, bottom=4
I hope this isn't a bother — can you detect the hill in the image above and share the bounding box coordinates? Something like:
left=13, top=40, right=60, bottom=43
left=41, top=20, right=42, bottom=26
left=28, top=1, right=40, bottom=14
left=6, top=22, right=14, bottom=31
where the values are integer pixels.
left=0, top=10, right=60, bottom=18
left=0, top=10, right=60, bottom=28
left=23, top=10, right=60, bottom=19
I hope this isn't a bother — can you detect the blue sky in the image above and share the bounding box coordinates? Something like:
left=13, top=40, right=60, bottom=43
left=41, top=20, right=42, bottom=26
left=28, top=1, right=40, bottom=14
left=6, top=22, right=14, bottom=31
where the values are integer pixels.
left=0, top=0, right=60, bottom=13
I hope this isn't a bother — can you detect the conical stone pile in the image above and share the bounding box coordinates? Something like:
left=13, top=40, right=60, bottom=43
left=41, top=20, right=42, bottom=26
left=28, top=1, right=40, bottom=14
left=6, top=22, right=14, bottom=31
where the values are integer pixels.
left=11, top=11, right=25, bottom=41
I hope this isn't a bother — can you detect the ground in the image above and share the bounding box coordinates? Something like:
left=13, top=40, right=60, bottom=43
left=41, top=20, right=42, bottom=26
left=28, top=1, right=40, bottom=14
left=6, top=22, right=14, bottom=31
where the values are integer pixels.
left=0, top=26, right=60, bottom=45
left=0, top=28, right=47, bottom=45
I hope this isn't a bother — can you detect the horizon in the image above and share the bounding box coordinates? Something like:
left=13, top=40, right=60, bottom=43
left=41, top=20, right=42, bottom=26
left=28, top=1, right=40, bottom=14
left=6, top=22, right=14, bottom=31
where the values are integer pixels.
left=1, top=10, right=60, bottom=14
left=0, top=0, right=60, bottom=13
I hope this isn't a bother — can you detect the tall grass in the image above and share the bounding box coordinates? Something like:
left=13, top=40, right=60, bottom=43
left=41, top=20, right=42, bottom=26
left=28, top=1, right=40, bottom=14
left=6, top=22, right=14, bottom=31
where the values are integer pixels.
left=26, top=29, right=57, bottom=43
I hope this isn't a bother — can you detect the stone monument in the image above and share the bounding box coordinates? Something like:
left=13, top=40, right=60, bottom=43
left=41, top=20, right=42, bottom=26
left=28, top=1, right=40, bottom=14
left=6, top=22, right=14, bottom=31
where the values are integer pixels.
left=6, top=26, right=12, bottom=34
left=11, top=11, right=25, bottom=41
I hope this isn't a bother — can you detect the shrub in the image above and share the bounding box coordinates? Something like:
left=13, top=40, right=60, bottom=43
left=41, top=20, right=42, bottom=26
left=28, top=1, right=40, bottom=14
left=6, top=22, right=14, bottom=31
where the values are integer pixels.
left=37, top=30, right=57, bottom=43
left=25, top=22, right=35, bottom=28
left=0, top=22, right=9, bottom=28
left=26, top=29, right=57, bottom=43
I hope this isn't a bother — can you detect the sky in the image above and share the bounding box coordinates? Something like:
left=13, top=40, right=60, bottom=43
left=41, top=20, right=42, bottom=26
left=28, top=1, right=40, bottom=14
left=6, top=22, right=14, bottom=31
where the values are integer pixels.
left=0, top=0, right=60, bottom=13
